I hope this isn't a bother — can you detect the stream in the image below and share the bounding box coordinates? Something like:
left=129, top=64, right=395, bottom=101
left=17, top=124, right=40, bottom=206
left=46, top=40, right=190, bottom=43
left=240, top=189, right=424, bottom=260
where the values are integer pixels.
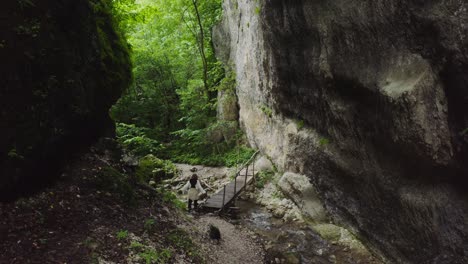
left=174, top=163, right=381, bottom=263
left=231, top=200, right=381, bottom=264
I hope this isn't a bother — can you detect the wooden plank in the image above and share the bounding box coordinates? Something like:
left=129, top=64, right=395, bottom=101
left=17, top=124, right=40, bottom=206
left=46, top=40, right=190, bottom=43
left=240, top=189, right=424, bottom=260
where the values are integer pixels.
left=203, top=175, right=253, bottom=209
left=203, top=167, right=257, bottom=209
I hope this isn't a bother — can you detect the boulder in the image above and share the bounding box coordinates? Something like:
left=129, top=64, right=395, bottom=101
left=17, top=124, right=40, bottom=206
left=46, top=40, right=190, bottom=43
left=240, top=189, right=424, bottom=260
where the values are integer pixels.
left=254, top=156, right=274, bottom=172
left=277, top=172, right=327, bottom=222
left=0, top=0, right=131, bottom=201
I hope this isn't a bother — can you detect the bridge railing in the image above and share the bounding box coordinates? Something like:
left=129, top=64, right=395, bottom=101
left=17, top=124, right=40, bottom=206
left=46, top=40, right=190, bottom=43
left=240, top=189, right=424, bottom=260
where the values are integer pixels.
left=220, top=150, right=260, bottom=210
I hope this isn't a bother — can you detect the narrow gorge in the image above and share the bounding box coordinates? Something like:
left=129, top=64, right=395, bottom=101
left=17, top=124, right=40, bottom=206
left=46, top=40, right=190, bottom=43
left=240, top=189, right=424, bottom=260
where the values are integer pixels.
left=1, top=0, right=467, bottom=263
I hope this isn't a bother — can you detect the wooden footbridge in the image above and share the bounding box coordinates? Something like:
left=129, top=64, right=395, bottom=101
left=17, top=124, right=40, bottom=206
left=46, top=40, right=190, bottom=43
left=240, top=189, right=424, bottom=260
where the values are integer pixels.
left=203, top=151, right=259, bottom=211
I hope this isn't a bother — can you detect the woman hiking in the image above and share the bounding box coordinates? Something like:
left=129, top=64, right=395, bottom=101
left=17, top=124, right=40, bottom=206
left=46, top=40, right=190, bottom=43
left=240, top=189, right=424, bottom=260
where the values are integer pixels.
left=181, top=174, right=206, bottom=212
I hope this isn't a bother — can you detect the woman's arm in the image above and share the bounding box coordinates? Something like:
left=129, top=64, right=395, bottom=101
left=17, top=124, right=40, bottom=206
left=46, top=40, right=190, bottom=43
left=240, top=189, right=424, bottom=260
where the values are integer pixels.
left=181, top=181, right=190, bottom=193
left=196, top=181, right=205, bottom=194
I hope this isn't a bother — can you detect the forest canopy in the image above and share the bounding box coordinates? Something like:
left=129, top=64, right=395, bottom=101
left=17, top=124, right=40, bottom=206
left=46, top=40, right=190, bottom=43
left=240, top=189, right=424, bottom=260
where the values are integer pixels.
left=110, top=0, right=254, bottom=166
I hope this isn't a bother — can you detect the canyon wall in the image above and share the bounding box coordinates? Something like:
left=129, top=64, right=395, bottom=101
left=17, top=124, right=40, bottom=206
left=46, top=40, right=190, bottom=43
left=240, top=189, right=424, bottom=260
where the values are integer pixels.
left=214, top=0, right=468, bottom=263
left=0, top=0, right=131, bottom=201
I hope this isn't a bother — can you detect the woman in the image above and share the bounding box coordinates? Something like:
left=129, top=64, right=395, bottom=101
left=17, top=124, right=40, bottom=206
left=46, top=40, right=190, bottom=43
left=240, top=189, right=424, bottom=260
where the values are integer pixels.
left=181, top=174, right=206, bottom=211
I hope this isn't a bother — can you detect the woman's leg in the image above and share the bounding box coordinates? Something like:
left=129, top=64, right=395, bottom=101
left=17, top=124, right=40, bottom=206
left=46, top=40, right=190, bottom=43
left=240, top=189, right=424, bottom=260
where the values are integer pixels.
left=188, top=199, right=192, bottom=211
left=194, top=199, right=198, bottom=210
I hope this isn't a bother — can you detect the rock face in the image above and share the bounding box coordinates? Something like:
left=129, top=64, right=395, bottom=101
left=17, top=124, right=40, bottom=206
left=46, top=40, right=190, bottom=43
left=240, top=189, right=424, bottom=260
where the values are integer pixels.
left=277, top=172, right=327, bottom=222
left=214, top=0, right=468, bottom=263
left=0, top=0, right=131, bottom=201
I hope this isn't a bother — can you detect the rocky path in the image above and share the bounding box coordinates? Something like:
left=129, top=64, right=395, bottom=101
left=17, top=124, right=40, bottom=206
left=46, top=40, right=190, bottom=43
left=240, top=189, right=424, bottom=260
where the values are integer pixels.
left=180, top=214, right=265, bottom=264
left=173, top=161, right=383, bottom=264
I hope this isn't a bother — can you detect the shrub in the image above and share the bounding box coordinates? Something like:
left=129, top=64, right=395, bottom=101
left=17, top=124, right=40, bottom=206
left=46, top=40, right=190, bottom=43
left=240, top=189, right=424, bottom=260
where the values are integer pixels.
left=160, top=189, right=186, bottom=210
left=138, top=248, right=171, bottom=264
left=295, top=119, right=304, bottom=130
left=135, top=155, right=178, bottom=183
left=130, top=241, right=144, bottom=250
left=255, top=6, right=261, bottom=15
left=116, top=230, right=129, bottom=240
left=259, top=104, right=273, bottom=118
left=116, top=123, right=162, bottom=157
left=318, top=137, right=330, bottom=146
left=168, top=229, right=194, bottom=251
left=255, top=169, right=275, bottom=189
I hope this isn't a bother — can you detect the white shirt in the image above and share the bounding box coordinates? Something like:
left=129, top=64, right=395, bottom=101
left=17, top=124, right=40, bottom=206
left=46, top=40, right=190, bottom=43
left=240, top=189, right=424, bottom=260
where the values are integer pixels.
left=181, top=180, right=205, bottom=194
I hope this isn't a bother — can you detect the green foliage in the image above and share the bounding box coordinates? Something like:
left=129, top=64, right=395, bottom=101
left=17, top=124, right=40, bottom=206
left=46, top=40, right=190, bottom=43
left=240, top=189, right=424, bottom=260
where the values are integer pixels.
left=168, top=229, right=191, bottom=249
left=116, top=123, right=162, bottom=156
left=271, top=189, right=284, bottom=199
left=259, top=104, right=273, bottom=118
left=144, top=218, right=156, bottom=231
left=176, top=79, right=216, bottom=130
left=109, top=0, right=139, bottom=33
left=14, top=19, right=41, bottom=37
left=116, top=229, right=129, bottom=240
left=122, top=136, right=161, bottom=156
left=255, top=6, right=261, bottom=15
left=110, top=0, right=253, bottom=168
left=130, top=241, right=144, bottom=250
left=216, top=70, right=236, bottom=92
left=319, top=137, right=330, bottom=146
left=111, top=0, right=224, bottom=133
left=167, top=229, right=199, bottom=259
left=95, top=166, right=135, bottom=203
left=295, top=119, right=305, bottom=130
left=255, top=169, right=275, bottom=189
left=138, top=248, right=171, bottom=264
left=7, top=148, right=24, bottom=160
left=159, top=189, right=186, bottom=210
left=222, top=146, right=256, bottom=167
left=17, top=0, right=36, bottom=8
left=170, top=142, right=255, bottom=167
left=92, top=0, right=133, bottom=100
left=129, top=239, right=172, bottom=264
left=135, top=155, right=178, bottom=183
left=110, top=56, right=180, bottom=135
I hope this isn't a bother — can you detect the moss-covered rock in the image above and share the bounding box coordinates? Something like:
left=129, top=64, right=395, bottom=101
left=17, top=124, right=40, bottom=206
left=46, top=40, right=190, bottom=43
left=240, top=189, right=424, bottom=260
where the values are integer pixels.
left=135, top=155, right=178, bottom=184
left=0, top=0, right=132, bottom=201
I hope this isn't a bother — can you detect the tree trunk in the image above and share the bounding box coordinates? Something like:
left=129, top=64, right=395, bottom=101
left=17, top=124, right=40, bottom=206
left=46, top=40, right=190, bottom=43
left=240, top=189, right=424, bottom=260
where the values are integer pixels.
left=190, top=0, right=209, bottom=96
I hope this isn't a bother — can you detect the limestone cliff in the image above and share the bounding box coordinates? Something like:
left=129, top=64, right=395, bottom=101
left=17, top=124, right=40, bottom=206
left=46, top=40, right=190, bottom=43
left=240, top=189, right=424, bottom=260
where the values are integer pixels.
left=0, top=0, right=131, bottom=201
left=214, top=0, right=468, bottom=263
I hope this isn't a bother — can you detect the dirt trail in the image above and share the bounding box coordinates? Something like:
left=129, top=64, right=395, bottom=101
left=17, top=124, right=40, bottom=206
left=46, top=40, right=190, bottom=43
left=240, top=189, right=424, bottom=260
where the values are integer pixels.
left=180, top=214, right=265, bottom=264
